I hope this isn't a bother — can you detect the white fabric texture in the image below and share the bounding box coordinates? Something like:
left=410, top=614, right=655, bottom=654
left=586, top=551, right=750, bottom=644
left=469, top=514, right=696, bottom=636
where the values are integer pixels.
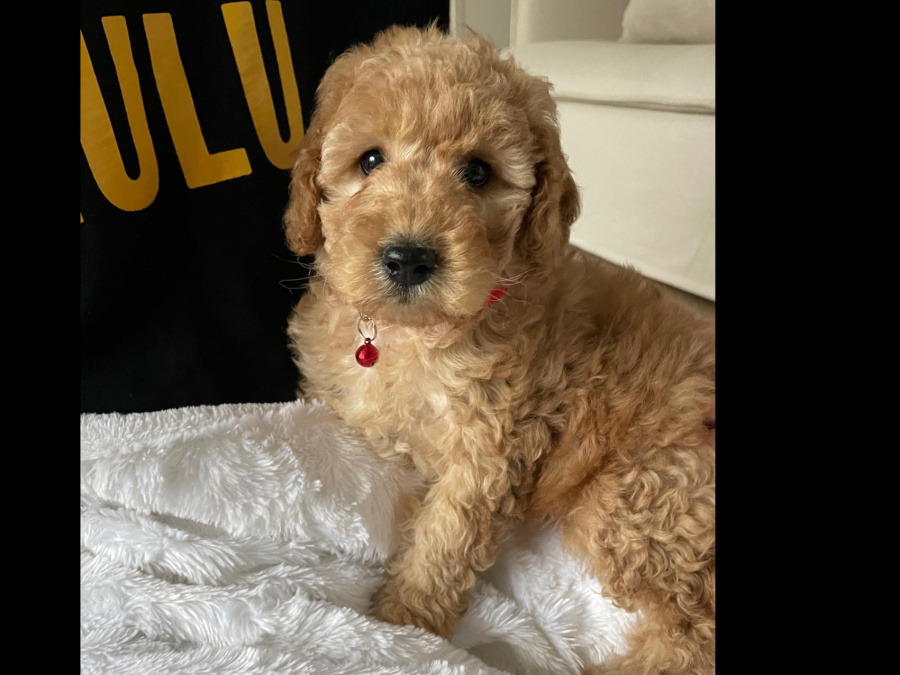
left=621, top=0, right=716, bottom=44
left=81, top=400, right=636, bottom=674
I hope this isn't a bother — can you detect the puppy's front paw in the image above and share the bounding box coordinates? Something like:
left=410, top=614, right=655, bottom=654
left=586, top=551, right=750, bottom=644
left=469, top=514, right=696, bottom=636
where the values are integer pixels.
left=371, top=579, right=455, bottom=639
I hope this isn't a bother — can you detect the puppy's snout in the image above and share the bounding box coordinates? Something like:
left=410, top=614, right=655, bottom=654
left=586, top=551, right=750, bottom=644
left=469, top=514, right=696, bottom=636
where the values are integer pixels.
left=382, top=245, right=437, bottom=287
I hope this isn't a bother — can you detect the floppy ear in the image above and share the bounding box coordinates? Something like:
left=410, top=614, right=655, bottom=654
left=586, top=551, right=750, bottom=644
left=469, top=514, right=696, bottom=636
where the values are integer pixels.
left=283, top=42, right=378, bottom=256
left=283, top=139, right=322, bottom=257
left=514, top=80, right=581, bottom=272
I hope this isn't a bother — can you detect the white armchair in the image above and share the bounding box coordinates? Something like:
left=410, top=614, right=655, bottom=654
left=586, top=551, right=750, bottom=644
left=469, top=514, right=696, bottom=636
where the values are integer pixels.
left=452, top=0, right=716, bottom=301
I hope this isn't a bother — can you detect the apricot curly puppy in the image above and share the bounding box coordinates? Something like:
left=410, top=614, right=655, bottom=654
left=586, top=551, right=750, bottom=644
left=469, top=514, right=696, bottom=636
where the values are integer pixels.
left=284, top=26, right=715, bottom=675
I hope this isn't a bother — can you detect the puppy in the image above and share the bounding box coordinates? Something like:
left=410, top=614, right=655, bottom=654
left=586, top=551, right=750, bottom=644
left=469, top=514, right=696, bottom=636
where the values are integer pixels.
left=284, top=26, right=715, bottom=675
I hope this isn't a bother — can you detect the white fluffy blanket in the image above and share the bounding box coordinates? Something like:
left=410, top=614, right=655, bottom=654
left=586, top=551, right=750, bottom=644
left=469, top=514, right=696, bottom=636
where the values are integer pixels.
left=81, top=400, right=635, bottom=674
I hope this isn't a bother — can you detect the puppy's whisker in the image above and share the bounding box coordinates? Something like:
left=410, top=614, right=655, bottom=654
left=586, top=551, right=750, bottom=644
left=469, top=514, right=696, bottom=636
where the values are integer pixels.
left=499, top=268, right=536, bottom=287
left=271, top=253, right=319, bottom=273
left=279, top=277, right=316, bottom=290
left=301, top=276, right=327, bottom=295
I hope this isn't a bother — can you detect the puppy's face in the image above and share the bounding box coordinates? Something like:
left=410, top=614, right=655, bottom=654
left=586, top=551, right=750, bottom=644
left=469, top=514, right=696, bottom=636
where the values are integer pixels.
left=286, top=27, right=579, bottom=327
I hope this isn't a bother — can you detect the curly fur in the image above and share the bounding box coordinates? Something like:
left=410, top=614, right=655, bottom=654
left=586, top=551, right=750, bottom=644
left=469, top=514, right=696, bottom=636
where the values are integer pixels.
left=284, top=26, right=715, bottom=675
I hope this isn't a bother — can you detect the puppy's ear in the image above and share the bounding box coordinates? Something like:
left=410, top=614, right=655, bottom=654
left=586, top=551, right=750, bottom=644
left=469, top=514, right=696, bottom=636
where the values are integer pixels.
left=284, top=139, right=322, bottom=257
left=514, top=79, right=581, bottom=271
left=283, top=43, right=375, bottom=256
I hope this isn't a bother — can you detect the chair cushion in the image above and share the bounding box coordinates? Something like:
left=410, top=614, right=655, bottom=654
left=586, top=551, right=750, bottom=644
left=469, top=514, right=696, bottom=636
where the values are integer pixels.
left=622, top=0, right=716, bottom=44
left=508, top=40, right=715, bottom=114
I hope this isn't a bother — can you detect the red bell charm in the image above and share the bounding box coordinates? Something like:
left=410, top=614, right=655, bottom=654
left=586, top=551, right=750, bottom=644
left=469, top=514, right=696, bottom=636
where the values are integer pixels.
left=355, top=338, right=379, bottom=367
left=356, top=314, right=379, bottom=367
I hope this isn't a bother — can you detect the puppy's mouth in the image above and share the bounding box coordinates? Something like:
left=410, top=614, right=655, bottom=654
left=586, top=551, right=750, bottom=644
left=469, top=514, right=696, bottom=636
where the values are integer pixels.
left=393, top=288, right=425, bottom=306
left=386, top=273, right=435, bottom=307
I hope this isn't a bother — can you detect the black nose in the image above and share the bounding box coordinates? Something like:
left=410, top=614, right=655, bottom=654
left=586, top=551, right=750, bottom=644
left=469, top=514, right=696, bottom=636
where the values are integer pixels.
left=381, top=245, right=438, bottom=287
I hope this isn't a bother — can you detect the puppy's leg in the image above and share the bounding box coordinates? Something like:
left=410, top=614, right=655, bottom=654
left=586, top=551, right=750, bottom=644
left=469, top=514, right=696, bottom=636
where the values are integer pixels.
left=372, top=457, right=520, bottom=638
left=566, top=443, right=715, bottom=675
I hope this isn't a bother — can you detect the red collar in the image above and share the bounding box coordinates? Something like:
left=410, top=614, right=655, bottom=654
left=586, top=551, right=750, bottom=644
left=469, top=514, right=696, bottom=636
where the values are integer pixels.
left=485, top=286, right=508, bottom=307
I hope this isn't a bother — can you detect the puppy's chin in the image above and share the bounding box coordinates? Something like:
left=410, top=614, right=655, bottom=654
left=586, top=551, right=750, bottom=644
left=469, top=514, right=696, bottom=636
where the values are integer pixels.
left=357, top=290, right=491, bottom=328
left=327, top=280, right=495, bottom=328
left=360, top=301, right=453, bottom=329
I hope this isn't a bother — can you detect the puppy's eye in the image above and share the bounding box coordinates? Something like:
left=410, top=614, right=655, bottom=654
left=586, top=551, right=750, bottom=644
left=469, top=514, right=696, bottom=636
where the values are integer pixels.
left=462, top=159, right=492, bottom=187
left=359, top=149, right=385, bottom=175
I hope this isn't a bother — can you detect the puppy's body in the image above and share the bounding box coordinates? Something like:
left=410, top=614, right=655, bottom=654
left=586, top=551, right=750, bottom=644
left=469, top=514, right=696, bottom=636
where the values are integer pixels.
left=285, top=26, right=714, bottom=675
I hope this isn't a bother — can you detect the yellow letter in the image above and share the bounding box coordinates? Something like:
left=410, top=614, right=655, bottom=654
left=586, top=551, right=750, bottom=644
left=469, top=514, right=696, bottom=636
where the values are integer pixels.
left=222, top=1, right=304, bottom=170
left=143, top=13, right=251, bottom=189
left=81, top=21, right=159, bottom=211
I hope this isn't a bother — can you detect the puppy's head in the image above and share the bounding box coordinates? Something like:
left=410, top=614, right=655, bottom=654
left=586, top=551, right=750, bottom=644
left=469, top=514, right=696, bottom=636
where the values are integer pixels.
left=285, top=26, right=579, bottom=327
